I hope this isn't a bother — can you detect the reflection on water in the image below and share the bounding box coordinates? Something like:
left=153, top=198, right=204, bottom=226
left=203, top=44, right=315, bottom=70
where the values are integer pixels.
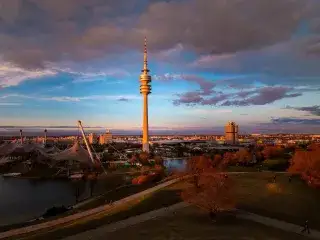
left=0, top=159, right=187, bottom=227
left=164, top=159, right=187, bottom=172
left=0, top=175, right=126, bottom=227
left=0, top=177, right=77, bottom=226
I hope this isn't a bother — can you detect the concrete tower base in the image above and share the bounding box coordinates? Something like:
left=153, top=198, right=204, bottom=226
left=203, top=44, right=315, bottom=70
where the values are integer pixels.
left=142, top=143, right=149, bottom=153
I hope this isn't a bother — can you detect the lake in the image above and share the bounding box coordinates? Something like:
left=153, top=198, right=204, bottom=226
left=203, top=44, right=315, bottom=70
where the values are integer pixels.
left=0, top=159, right=187, bottom=227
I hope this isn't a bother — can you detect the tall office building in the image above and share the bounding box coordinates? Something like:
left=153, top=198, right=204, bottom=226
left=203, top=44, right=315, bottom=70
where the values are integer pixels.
left=139, top=37, right=152, bottom=153
left=88, top=133, right=98, bottom=144
left=99, top=129, right=113, bottom=145
left=225, top=121, right=239, bottom=145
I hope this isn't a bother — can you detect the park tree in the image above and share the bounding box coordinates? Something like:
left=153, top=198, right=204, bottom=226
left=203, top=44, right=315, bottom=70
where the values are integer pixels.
left=130, top=153, right=138, bottom=163
left=222, top=152, right=236, bottom=167
left=235, top=149, right=252, bottom=166
left=254, top=150, right=264, bottom=162
left=154, top=155, right=164, bottom=166
left=186, top=155, right=213, bottom=188
left=262, top=146, right=285, bottom=159
left=139, top=151, right=150, bottom=165
left=101, top=152, right=114, bottom=162
left=288, top=146, right=320, bottom=188
left=212, top=154, right=223, bottom=168
left=181, top=169, right=235, bottom=220
left=308, top=143, right=320, bottom=151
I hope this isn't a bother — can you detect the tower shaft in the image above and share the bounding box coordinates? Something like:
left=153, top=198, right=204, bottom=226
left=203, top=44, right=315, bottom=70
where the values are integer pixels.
left=140, top=37, right=152, bottom=153
left=142, top=94, right=149, bottom=152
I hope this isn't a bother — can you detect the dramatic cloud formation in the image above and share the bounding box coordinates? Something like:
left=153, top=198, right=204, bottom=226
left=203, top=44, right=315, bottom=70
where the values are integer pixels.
left=0, top=62, right=56, bottom=87
left=285, top=105, right=320, bottom=116
left=0, top=0, right=319, bottom=132
left=192, top=36, right=320, bottom=82
left=271, top=118, right=320, bottom=125
left=0, top=0, right=318, bottom=69
left=173, top=86, right=302, bottom=107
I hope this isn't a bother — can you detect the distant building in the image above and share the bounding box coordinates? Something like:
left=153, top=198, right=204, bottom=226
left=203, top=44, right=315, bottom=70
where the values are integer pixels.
left=225, top=121, right=239, bottom=145
left=88, top=133, right=98, bottom=144
left=99, top=129, right=113, bottom=145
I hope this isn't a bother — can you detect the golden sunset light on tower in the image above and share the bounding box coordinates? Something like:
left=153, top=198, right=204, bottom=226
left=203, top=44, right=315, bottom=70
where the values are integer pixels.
left=140, top=37, right=152, bottom=153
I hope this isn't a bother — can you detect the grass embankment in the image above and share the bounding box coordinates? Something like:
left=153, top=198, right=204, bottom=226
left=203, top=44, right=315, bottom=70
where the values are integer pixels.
left=104, top=207, right=309, bottom=240
left=7, top=172, right=320, bottom=239
left=75, top=172, right=320, bottom=232
left=19, top=183, right=184, bottom=240
left=233, top=172, right=320, bottom=230
left=226, top=166, right=260, bottom=172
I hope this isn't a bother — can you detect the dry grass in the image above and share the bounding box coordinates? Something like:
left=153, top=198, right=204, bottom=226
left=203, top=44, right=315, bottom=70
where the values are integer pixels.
left=231, top=173, right=320, bottom=230
left=104, top=206, right=309, bottom=240
left=15, top=172, right=320, bottom=239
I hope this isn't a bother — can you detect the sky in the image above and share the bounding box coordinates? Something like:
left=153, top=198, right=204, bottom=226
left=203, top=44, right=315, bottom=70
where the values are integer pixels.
left=0, top=0, right=320, bottom=134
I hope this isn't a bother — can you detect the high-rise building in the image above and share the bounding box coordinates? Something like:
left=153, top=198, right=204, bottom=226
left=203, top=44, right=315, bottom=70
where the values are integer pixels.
left=99, top=129, right=113, bottom=145
left=88, top=133, right=98, bottom=144
left=139, top=37, right=152, bottom=153
left=225, top=121, right=239, bottom=145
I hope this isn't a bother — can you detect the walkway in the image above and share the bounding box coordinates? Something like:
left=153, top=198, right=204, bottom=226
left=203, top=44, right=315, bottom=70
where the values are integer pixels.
left=237, top=210, right=320, bottom=239
left=63, top=203, right=320, bottom=240
left=0, top=177, right=187, bottom=239
left=0, top=171, right=288, bottom=239
left=63, top=202, right=188, bottom=240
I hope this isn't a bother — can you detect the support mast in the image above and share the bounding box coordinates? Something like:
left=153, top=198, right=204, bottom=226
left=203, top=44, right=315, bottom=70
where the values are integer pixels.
left=19, top=129, right=23, bottom=144
left=77, top=120, right=95, bottom=164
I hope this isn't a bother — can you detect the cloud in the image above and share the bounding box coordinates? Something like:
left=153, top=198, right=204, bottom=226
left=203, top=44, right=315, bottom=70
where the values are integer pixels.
left=0, top=61, right=131, bottom=87
left=190, top=109, right=233, bottom=114
left=173, top=86, right=302, bottom=107
left=0, top=0, right=318, bottom=68
left=153, top=43, right=184, bottom=61
left=191, top=36, right=320, bottom=83
left=117, top=97, right=130, bottom=102
left=154, top=73, right=216, bottom=95
left=271, top=117, right=320, bottom=125
left=0, top=103, right=22, bottom=106
left=285, top=105, right=320, bottom=116
left=0, top=62, right=56, bottom=87
left=0, top=93, right=169, bottom=102
left=221, top=87, right=302, bottom=106
left=61, top=68, right=130, bottom=83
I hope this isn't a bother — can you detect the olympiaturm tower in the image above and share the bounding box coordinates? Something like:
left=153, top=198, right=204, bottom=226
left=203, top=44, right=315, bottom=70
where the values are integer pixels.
left=140, top=37, right=152, bottom=153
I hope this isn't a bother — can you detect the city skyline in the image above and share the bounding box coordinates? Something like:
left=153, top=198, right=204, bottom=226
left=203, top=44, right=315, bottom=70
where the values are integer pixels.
left=0, top=0, right=320, bottom=133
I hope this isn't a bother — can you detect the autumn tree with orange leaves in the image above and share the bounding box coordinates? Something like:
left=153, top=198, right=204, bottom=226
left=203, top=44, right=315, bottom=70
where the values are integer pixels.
left=288, top=145, right=320, bottom=188
left=181, top=156, right=235, bottom=219
left=138, top=151, right=150, bottom=166
left=262, top=146, right=285, bottom=159
left=212, top=154, right=223, bottom=168
left=186, top=155, right=213, bottom=188
left=222, top=152, right=236, bottom=166
left=234, top=149, right=252, bottom=166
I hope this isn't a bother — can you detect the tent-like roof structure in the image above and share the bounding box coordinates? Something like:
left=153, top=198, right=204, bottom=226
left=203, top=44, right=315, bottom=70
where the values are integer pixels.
left=0, top=142, right=21, bottom=156
left=45, top=146, right=61, bottom=154
left=50, top=141, right=93, bottom=165
left=0, top=142, right=60, bottom=157
left=0, top=157, right=16, bottom=165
